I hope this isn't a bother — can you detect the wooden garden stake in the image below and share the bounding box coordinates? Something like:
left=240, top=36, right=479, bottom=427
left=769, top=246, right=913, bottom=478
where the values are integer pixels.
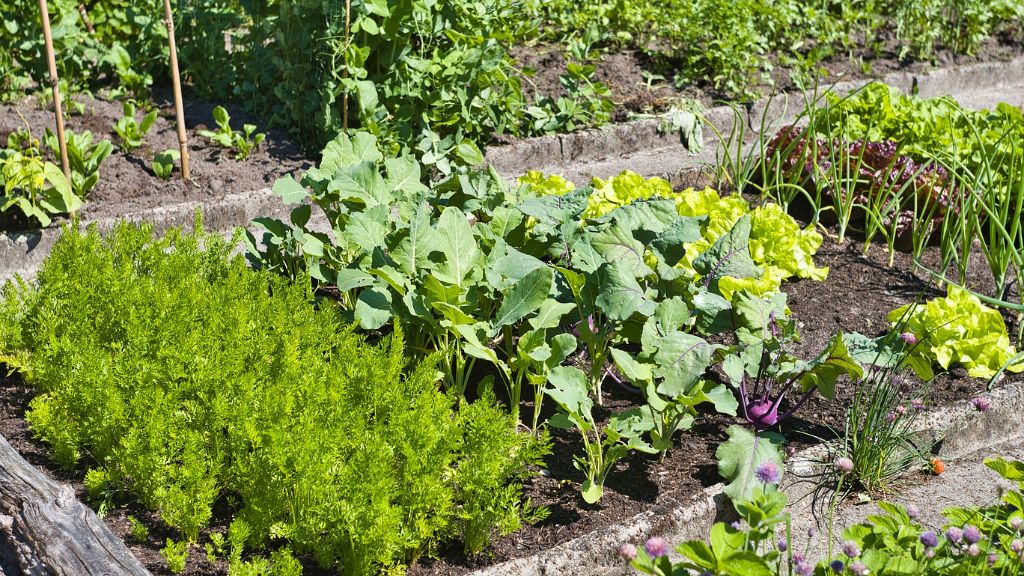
left=77, top=4, right=94, bottom=34
left=342, top=0, right=351, bottom=131
left=37, top=0, right=71, bottom=181
left=162, top=0, right=190, bottom=181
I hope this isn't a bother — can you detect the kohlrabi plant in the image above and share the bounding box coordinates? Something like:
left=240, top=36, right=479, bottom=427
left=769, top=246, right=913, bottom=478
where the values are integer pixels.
left=114, top=101, right=157, bottom=153
left=198, top=105, right=265, bottom=160
left=545, top=365, right=656, bottom=504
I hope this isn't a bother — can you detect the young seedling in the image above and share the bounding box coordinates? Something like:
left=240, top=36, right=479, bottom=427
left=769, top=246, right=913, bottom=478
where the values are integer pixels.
left=114, top=101, right=157, bottom=153
left=152, top=149, right=180, bottom=180
left=198, top=105, right=265, bottom=160
left=44, top=128, right=113, bottom=196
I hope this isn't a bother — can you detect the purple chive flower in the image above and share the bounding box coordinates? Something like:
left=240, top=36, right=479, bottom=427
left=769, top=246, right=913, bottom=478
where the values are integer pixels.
left=912, top=398, right=925, bottom=410
left=971, top=397, right=992, bottom=412
left=730, top=521, right=743, bottom=530
left=925, top=549, right=935, bottom=559
left=807, top=526, right=819, bottom=538
left=988, top=553, right=998, bottom=566
left=900, top=332, right=918, bottom=346
left=906, top=504, right=920, bottom=519
left=886, top=411, right=898, bottom=422
left=968, top=543, right=981, bottom=557
left=850, top=561, right=870, bottom=576
left=618, top=543, right=637, bottom=561
left=830, top=560, right=846, bottom=574
left=964, top=525, right=982, bottom=544
left=836, top=457, right=854, bottom=474
left=1011, top=539, right=1023, bottom=553
left=920, top=531, right=939, bottom=548
left=895, top=405, right=908, bottom=416
left=946, top=527, right=963, bottom=543
left=793, top=552, right=806, bottom=563
left=777, top=538, right=788, bottom=552
left=644, top=536, right=669, bottom=558
left=795, top=562, right=814, bottom=576
left=756, top=461, right=781, bottom=485
left=843, top=540, right=861, bottom=558
left=1012, top=517, right=1023, bottom=532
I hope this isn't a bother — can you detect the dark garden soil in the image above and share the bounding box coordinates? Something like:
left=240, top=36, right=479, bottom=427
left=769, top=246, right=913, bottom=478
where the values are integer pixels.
left=2, top=216, right=1016, bottom=575
left=513, top=31, right=1024, bottom=121
left=0, top=86, right=312, bottom=232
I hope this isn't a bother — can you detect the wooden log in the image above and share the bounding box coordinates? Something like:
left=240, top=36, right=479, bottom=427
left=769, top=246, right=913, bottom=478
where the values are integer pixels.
left=0, top=433, right=150, bottom=576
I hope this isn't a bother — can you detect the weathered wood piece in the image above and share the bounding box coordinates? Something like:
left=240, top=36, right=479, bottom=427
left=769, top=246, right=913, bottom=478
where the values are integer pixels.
left=0, top=433, right=151, bottom=575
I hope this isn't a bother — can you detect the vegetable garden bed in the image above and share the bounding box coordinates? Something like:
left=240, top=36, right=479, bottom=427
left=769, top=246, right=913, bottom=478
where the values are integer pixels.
left=3, top=6, right=1024, bottom=570
left=0, top=210, right=1020, bottom=576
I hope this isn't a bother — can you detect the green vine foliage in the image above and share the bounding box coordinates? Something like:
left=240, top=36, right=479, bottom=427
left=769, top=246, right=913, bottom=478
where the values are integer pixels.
left=0, top=220, right=547, bottom=574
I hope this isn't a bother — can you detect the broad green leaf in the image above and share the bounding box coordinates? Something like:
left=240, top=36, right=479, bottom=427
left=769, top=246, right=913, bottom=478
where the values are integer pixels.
left=653, top=297, right=690, bottom=335
left=703, top=382, right=739, bottom=416
left=720, top=551, right=773, bottom=576
left=455, top=139, right=485, bottom=165
left=491, top=266, right=554, bottom=333
left=529, top=299, right=576, bottom=330
left=545, top=366, right=592, bottom=419
left=354, top=286, right=392, bottom=330
left=391, top=208, right=436, bottom=276
left=610, top=347, right=653, bottom=383
left=330, top=161, right=390, bottom=206
left=693, top=214, right=761, bottom=290
left=649, top=331, right=716, bottom=397
left=785, top=333, right=863, bottom=399
left=594, top=261, right=655, bottom=321
left=593, top=199, right=681, bottom=236
left=716, top=425, right=784, bottom=502
left=985, top=458, right=1024, bottom=481
left=518, top=329, right=551, bottom=362
left=317, top=131, right=382, bottom=176
left=485, top=241, right=547, bottom=291
left=343, top=204, right=389, bottom=252
left=433, top=206, right=481, bottom=288
left=335, top=268, right=375, bottom=292
left=272, top=175, right=308, bottom=204
left=590, top=224, right=650, bottom=277
left=692, top=288, right=733, bottom=335
left=650, top=215, right=705, bottom=266
left=676, top=541, right=716, bottom=570
left=546, top=333, right=577, bottom=367
left=384, top=156, right=427, bottom=195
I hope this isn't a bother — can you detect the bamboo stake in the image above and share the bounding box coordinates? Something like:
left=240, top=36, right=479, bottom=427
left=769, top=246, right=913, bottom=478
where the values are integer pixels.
left=342, top=0, right=351, bottom=131
left=77, top=4, right=94, bottom=34
left=162, top=0, right=190, bottom=181
left=37, top=0, right=71, bottom=181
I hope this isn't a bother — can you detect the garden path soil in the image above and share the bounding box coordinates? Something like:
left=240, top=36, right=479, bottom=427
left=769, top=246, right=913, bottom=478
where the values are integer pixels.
left=0, top=87, right=311, bottom=231
left=513, top=31, right=1024, bottom=120
left=2, top=220, right=1015, bottom=575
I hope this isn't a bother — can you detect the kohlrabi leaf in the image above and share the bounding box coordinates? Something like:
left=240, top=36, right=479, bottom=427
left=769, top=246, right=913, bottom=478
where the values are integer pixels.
left=650, top=215, right=706, bottom=266
left=432, top=207, right=482, bottom=288
left=516, top=187, right=590, bottom=237
left=529, top=299, right=577, bottom=330
left=782, top=333, right=863, bottom=399
left=589, top=223, right=650, bottom=277
left=354, top=285, right=393, bottom=330
left=545, top=366, right=593, bottom=421
left=484, top=241, right=547, bottom=291
left=693, top=214, right=761, bottom=292
left=645, top=330, right=717, bottom=397
left=491, top=266, right=554, bottom=333
left=594, top=261, right=656, bottom=321
left=717, top=425, right=785, bottom=502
